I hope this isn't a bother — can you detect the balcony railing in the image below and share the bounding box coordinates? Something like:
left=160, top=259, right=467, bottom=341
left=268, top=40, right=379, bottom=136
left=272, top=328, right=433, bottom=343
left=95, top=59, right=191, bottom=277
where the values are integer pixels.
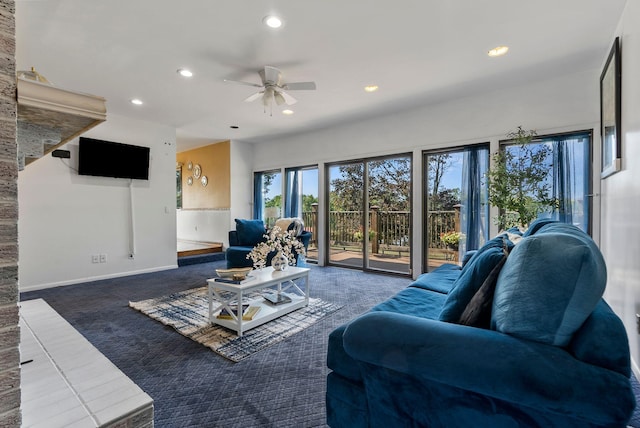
left=301, top=207, right=459, bottom=253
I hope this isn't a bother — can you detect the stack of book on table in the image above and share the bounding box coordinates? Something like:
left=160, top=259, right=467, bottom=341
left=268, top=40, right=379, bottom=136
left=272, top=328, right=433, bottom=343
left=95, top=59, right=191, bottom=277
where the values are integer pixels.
left=216, top=304, right=261, bottom=320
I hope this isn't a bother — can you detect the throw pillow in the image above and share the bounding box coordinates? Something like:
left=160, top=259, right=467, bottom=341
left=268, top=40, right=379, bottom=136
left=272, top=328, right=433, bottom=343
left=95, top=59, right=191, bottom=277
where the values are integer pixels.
left=459, top=233, right=515, bottom=275
left=439, top=244, right=508, bottom=323
left=287, top=218, right=305, bottom=236
left=234, top=219, right=266, bottom=246
left=457, top=252, right=508, bottom=328
left=491, top=231, right=606, bottom=347
left=522, top=218, right=558, bottom=237
left=273, top=217, right=305, bottom=236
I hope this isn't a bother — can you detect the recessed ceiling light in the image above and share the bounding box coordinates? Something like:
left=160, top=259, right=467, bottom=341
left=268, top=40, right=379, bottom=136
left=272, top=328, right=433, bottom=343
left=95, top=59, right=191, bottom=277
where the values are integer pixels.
left=263, top=15, right=283, bottom=28
left=130, top=98, right=143, bottom=105
left=488, top=46, right=509, bottom=57
left=282, top=109, right=294, bottom=115
left=364, top=85, right=379, bottom=93
left=177, top=68, right=193, bottom=77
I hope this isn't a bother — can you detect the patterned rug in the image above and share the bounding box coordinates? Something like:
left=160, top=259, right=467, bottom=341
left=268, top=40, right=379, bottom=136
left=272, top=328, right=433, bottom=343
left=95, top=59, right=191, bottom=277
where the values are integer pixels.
left=129, top=287, right=342, bottom=362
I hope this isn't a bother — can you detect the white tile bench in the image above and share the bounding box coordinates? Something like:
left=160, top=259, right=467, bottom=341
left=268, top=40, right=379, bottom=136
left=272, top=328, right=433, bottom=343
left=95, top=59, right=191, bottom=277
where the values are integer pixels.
left=19, top=299, right=154, bottom=428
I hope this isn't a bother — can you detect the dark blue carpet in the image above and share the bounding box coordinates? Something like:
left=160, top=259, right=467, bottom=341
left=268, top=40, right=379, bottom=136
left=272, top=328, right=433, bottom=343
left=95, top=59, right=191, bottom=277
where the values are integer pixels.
left=20, top=262, right=410, bottom=427
left=630, top=375, right=640, bottom=427
left=20, top=262, right=640, bottom=427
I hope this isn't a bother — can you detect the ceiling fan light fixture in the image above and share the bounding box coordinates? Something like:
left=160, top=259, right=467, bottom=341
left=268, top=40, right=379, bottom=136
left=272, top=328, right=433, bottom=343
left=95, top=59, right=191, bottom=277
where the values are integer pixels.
left=177, top=68, right=193, bottom=77
left=263, top=15, right=283, bottom=29
left=364, top=85, right=379, bottom=92
left=274, top=92, right=286, bottom=106
left=488, top=46, right=509, bottom=57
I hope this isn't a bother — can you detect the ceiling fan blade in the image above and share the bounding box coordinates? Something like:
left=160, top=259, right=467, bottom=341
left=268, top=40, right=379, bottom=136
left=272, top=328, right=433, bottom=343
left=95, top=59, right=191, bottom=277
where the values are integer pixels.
left=260, top=66, right=281, bottom=85
left=244, top=91, right=264, bottom=102
left=283, top=81, right=316, bottom=90
left=224, top=79, right=263, bottom=88
left=277, top=90, right=298, bottom=105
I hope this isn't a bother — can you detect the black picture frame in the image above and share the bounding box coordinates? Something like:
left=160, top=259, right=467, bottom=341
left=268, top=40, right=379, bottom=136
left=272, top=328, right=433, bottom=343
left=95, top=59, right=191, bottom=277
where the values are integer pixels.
left=600, top=37, right=621, bottom=178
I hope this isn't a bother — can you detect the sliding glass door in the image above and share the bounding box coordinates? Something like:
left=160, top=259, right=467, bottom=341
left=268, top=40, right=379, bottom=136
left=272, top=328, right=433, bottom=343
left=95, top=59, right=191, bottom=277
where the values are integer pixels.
left=285, top=166, right=319, bottom=262
left=423, top=145, right=489, bottom=272
left=254, top=170, right=282, bottom=227
left=327, top=154, right=411, bottom=275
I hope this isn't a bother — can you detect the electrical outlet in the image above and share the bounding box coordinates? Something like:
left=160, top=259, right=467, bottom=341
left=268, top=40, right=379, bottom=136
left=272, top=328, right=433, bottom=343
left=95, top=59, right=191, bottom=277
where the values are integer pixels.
left=99, top=254, right=107, bottom=263
left=91, top=254, right=99, bottom=263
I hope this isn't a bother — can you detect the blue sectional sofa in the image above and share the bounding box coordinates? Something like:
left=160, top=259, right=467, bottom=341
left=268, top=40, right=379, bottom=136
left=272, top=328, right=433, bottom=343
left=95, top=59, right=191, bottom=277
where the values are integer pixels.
left=326, top=221, right=635, bottom=427
left=225, top=218, right=311, bottom=268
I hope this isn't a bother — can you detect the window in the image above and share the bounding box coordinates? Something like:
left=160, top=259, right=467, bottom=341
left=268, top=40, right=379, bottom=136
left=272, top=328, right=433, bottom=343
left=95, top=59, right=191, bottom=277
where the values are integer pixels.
left=285, top=166, right=319, bottom=262
left=424, top=145, right=489, bottom=271
left=501, top=131, right=591, bottom=232
left=253, top=170, right=282, bottom=227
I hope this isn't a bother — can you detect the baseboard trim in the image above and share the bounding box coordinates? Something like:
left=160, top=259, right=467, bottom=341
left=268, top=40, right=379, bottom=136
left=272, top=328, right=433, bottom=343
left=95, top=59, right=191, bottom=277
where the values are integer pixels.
left=19, top=264, right=179, bottom=293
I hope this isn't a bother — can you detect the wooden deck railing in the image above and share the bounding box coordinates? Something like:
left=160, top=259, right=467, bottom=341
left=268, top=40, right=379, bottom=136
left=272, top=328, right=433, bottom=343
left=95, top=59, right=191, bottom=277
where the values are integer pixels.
left=301, top=206, right=459, bottom=253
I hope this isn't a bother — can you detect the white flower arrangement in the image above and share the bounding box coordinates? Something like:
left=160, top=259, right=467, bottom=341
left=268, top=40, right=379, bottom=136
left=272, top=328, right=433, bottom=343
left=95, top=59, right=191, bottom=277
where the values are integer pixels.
left=246, top=226, right=306, bottom=269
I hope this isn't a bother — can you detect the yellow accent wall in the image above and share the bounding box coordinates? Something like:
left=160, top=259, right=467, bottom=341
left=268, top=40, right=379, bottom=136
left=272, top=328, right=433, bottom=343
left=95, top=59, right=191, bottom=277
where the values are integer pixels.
left=177, top=141, right=230, bottom=209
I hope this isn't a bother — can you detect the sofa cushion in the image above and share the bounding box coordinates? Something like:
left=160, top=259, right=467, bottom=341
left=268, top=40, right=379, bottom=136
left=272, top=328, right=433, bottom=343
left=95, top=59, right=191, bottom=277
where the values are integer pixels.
left=522, top=218, right=557, bottom=237
left=459, top=234, right=514, bottom=275
left=568, top=300, right=631, bottom=377
left=234, top=219, right=265, bottom=246
left=327, top=288, right=447, bottom=383
left=371, top=287, right=448, bottom=321
left=225, top=246, right=255, bottom=268
left=439, top=244, right=509, bottom=323
left=409, top=264, right=461, bottom=294
left=491, top=230, right=606, bottom=347
left=457, top=254, right=508, bottom=328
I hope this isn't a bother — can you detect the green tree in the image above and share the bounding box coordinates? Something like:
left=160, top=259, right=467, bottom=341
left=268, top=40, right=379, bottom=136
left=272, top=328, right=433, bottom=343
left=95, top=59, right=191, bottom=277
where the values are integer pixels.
left=433, top=188, right=461, bottom=211
left=367, top=158, right=411, bottom=211
left=428, top=153, right=452, bottom=201
left=486, top=127, right=558, bottom=229
left=265, top=194, right=282, bottom=208
left=330, top=163, right=363, bottom=211
left=302, top=194, right=318, bottom=212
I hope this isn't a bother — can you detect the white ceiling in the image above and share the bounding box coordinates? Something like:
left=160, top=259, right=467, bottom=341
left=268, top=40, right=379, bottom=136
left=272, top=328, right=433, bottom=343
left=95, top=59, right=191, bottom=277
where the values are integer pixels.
left=16, top=0, right=626, bottom=152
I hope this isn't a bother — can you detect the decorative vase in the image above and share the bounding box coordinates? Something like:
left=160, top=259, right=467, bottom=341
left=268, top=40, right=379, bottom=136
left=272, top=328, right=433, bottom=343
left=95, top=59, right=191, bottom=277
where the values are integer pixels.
left=271, top=252, right=288, bottom=271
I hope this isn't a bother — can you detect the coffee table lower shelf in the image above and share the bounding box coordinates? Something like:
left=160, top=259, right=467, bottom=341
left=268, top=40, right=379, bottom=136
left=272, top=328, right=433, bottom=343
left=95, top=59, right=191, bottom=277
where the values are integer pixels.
left=207, top=266, right=310, bottom=336
left=211, top=294, right=306, bottom=333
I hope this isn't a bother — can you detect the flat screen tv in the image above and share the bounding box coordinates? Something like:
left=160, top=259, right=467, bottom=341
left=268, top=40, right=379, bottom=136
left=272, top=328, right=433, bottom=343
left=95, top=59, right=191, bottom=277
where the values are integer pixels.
left=78, top=137, right=150, bottom=180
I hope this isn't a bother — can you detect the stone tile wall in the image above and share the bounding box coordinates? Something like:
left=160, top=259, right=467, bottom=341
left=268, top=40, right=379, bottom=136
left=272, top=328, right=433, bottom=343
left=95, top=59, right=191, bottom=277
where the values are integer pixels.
left=0, top=0, right=20, bottom=426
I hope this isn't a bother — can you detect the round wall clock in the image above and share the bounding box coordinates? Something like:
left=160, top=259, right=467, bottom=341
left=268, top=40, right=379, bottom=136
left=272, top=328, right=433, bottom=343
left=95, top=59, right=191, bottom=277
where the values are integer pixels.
left=187, top=161, right=193, bottom=171
left=201, top=176, right=208, bottom=187
left=187, top=176, right=193, bottom=186
left=193, top=164, right=202, bottom=179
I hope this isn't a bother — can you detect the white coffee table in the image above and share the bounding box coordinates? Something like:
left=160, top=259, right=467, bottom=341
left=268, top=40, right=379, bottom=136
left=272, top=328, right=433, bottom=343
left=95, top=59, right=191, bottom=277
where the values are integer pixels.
left=207, top=266, right=310, bottom=336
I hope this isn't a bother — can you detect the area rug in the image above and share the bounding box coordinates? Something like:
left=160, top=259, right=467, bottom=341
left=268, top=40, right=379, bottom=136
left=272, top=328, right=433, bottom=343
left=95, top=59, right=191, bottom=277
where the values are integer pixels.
left=129, top=287, right=342, bottom=362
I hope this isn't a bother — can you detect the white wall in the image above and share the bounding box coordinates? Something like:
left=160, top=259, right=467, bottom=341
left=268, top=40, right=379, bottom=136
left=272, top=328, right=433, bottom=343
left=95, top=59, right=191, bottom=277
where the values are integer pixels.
left=229, top=140, right=255, bottom=229
left=18, top=114, right=177, bottom=291
left=174, top=140, right=254, bottom=248
left=176, top=209, right=230, bottom=247
left=601, top=0, right=640, bottom=374
left=253, top=70, right=598, bottom=170
left=252, top=69, right=600, bottom=274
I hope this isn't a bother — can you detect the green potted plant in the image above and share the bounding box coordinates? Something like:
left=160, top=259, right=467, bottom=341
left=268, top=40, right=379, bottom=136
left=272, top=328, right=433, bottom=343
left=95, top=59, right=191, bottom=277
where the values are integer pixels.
left=485, top=126, right=558, bottom=230
left=440, top=231, right=464, bottom=251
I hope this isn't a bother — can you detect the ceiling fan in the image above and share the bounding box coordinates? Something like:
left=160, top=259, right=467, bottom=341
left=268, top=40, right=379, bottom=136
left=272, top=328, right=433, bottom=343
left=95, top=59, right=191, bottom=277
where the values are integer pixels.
left=225, top=66, right=316, bottom=113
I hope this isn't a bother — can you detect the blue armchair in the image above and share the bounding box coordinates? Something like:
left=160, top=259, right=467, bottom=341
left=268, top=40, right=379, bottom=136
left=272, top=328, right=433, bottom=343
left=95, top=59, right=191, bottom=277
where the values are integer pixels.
left=225, top=218, right=311, bottom=268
